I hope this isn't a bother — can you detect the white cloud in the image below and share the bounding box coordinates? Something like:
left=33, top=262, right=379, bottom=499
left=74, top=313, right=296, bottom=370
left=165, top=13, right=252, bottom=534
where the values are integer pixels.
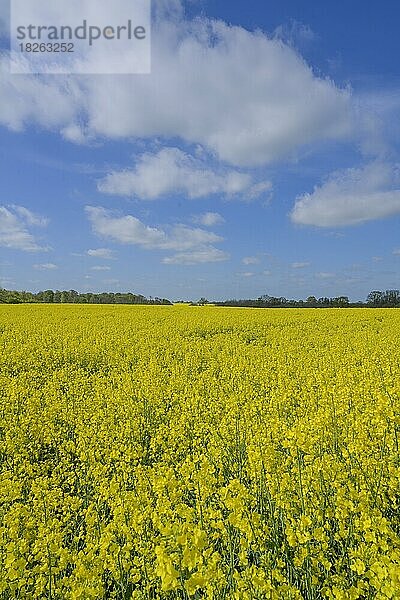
left=291, top=261, right=310, bottom=269
left=91, top=265, right=111, bottom=271
left=291, top=162, right=400, bottom=227
left=86, top=205, right=227, bottom=264
left=86, top=206, right=220, bottom=250
left=0, top=205, right=48, bottom=251
left=162, top=248, right=229, bottom=265
left=0, top=10, right=352, bottom=167
left=353, top=88, right=400, bottom=156
left=154, top=0, right=184, bottom=22
left=33, top=263, right=58, bottom=270
left=274, top=20, right=317, bottom=47
left=0, top=57, right=80, bottom=131
left=247, top=181, right=274, bottom=200
left=87, top=248, right=115, bottom=259
left=193, top=212, right=225, bottom=227
left=242, top=256, right=260, bottom=265
left=239, top=272, right=255, bottom=278
left=393, top=249, right=400, bottom=256
left=99, top=148, right=267, bottom=199
left=8, top=0, right=151, bottom=76
left=316, top=272, right=335, bottom=279
left=263, top=270, right=272, bottom=276
left=11, top=205, right=49, bottom=227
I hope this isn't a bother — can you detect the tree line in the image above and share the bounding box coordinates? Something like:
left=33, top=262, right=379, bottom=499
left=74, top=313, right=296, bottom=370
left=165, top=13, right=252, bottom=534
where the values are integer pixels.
left=0, top=288, right=172, bottom=305
left=2, top=288, right=400, bottom=307
left=211, top=290, right=400, bottom=308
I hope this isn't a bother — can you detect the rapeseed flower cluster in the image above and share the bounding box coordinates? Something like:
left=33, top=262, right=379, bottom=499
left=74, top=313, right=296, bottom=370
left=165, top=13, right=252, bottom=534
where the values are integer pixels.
left=0, top=305, right=399, bottom=598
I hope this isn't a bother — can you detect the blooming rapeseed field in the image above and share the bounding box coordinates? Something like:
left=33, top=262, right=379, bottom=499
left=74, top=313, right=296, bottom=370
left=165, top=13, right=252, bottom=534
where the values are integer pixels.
left=1, top=304, right=399, bottom=599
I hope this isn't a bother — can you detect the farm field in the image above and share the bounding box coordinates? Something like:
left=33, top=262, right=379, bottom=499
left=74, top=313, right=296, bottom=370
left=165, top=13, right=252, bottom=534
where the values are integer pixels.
left=0, top=305, right=400, bottom=599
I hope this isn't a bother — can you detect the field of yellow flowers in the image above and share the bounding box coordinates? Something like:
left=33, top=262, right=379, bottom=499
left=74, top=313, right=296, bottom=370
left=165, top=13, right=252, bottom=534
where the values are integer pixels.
left=1, top=305, right=399, bottom=599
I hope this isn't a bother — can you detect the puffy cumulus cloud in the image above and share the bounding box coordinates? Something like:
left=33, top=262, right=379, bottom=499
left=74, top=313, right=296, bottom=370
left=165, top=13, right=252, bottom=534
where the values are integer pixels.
left=86, top=22, right=351, bottom=167
left=291, top=162, right=400, bottom=227
left=0, top=205, right=49, bottom=251
left=192, top=212, right=225, bottom=227
left=98, top=148, right=267, bottom=199
left=86, top=206, right=220, bottom=250
left=0, top=9, right=352, bottom=167
left=86, top=206, right=228, bottom=264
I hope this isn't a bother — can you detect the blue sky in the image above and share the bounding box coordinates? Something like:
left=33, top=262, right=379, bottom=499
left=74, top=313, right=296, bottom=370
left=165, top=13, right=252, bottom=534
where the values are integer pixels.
left=1, top=0, right=400, bottom=301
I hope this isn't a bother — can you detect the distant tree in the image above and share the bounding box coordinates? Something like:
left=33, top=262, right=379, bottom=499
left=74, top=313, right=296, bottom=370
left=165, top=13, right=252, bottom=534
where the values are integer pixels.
left=318, top=297, right=331, bottom=306
left=69, top=290, right=79, bottom=302
left=43, top=290, right=54, bottom=303
left=384, top=290, right=400, bottom=306
left=333, top=296, right=349, bottom=307
left=367, top=291, right=383, bottom=306
left=258, top=295, right=272, bottom=304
